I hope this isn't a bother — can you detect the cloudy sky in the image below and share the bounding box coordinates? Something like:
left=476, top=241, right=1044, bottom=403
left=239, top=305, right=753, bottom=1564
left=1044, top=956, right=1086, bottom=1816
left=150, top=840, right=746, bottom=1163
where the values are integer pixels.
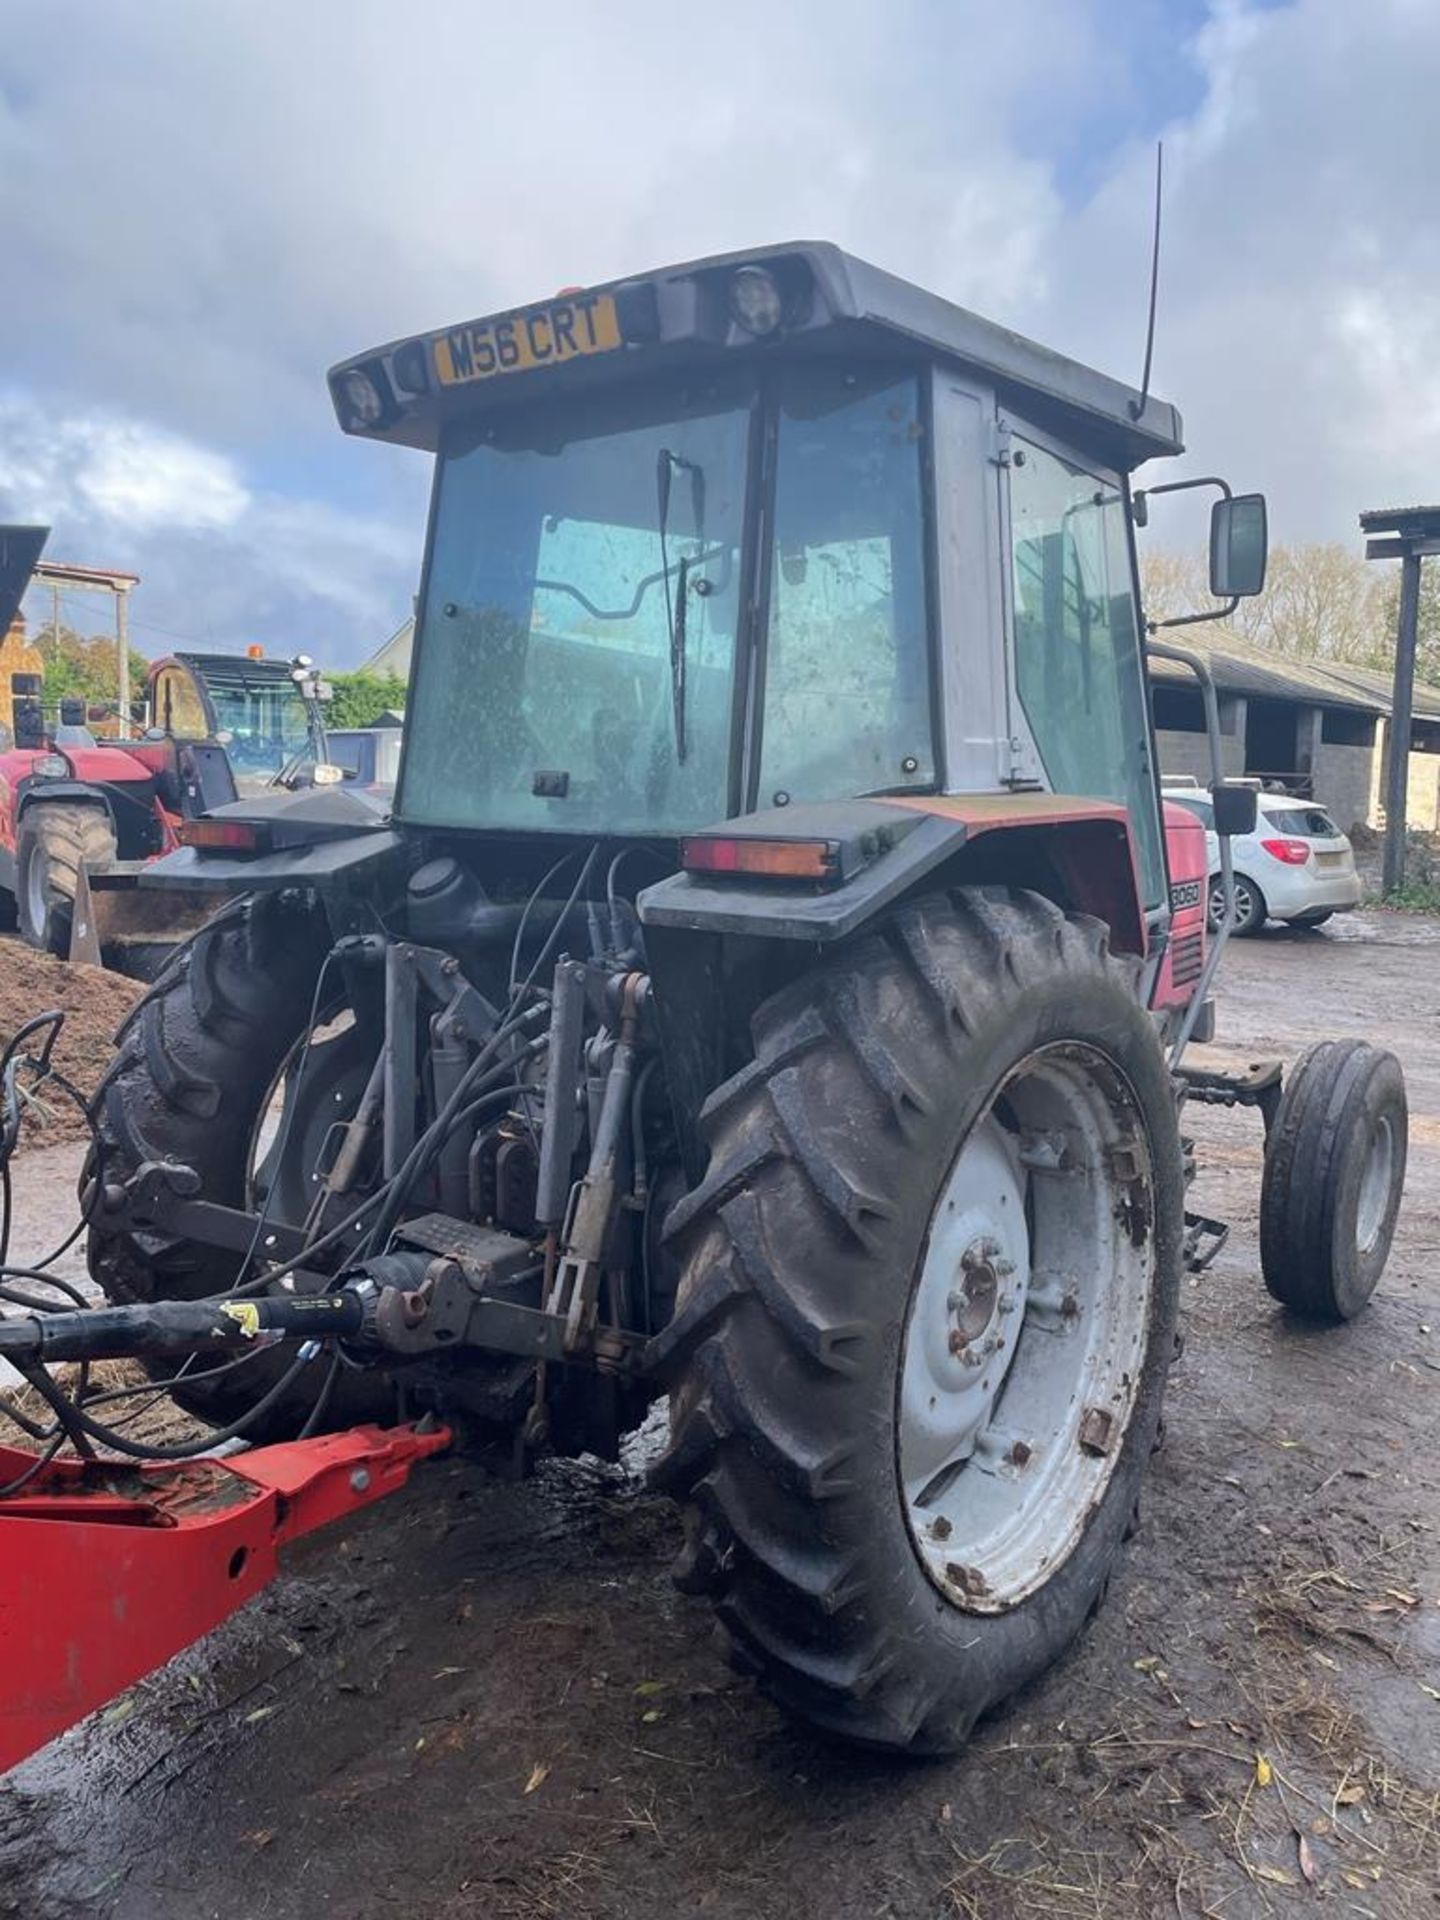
left=3, top=0, right=1438, bottom=665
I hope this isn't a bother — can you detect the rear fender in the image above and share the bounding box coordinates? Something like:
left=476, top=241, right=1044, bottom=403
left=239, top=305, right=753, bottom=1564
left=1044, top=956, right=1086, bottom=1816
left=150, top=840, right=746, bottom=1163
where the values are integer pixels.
left=139, top=827, right=409, bottom=896
left=638, top=794, right=1145, bottom=952
left=639, top=794, right=1147, bottom=1182
left=16, top=778, right=114, bottom=821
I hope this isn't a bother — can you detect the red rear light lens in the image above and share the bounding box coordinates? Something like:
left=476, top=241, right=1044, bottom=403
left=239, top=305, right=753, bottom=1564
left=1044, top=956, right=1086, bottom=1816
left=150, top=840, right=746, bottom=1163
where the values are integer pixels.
left=681, top=836, right=839, bottom=882
left=1260, top=836, right=1309, bottom=866
left=179, top=819, right=266, bottom=852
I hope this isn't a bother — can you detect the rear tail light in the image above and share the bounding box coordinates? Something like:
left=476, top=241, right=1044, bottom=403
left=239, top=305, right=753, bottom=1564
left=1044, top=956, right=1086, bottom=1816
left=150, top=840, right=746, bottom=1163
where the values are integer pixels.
left=1260, top=837, right=1309, bottom=866
left=681, top=835, right=839, bottom=883
left=178, top=818, right=270, bottom=853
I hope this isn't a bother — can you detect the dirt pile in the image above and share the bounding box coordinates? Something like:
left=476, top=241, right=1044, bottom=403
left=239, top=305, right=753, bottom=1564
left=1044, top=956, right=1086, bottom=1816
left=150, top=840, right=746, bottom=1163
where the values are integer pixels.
left=0, top=945, right=141, bottom=1152
left=1, top=1358, right=211, bottom=1453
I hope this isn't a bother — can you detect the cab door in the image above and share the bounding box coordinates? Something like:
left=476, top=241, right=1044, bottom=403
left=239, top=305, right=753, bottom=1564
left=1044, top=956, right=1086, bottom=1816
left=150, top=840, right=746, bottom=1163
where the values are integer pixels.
left=1000, top=419, right=1167, bottom=915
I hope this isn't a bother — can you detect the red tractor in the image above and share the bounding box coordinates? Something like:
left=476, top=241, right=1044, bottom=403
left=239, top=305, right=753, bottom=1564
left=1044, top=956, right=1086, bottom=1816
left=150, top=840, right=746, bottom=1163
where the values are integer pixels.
left=0, top=243, right=1406, bottom=1769
left=0, top=550, right=331, bottom=956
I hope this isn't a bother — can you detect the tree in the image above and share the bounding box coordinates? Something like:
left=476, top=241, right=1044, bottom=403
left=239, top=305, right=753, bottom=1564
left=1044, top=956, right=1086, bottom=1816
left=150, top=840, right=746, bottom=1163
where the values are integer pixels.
left=1139, top=542, right=1396, bottom=673
left=1375, top=557, right=1440, bottom=688
left=327, top=670, right=408, bottom=729
left=33, top=621, right=151, bottom=717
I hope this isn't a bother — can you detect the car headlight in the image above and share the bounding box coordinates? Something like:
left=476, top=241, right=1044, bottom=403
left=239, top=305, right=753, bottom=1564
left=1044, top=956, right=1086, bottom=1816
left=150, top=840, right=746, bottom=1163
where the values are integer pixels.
left=33, top=754, right=69, bottom=779
left=729, top=266, right=785, bottom=337
left=336, top=368, right=385, bottom=429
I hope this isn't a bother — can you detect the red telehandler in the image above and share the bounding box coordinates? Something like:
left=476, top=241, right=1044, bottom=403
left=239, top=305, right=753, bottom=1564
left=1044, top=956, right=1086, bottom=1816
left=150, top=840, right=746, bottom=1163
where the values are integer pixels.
left=0, top=243, right=1406, bottom=1772
left=0, top=532, right=337, bottom=961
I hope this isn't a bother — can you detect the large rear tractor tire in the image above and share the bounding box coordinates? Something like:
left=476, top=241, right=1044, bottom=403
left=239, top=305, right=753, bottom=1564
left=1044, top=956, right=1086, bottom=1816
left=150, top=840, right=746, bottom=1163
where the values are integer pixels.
left=1260, top=1039, right=1407, bottom=1321
left=88, top=891, right=392, bottom=1440
left=18, top=802, right=116, bottom=955
left=655, top=888, right=1184, bottom=1753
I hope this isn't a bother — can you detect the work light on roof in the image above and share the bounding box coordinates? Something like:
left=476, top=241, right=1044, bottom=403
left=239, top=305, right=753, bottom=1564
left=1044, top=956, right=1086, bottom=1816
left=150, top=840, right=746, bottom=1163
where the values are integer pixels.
left=336, top=368, right=384, bottom=429
left=729, top=265, right=784, bottom=337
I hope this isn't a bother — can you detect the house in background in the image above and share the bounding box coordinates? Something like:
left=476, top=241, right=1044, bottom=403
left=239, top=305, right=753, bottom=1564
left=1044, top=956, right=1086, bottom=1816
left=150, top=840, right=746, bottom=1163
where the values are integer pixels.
left=1149, top=630, right=1440, bottom=832
left=359, top=617, right=414, bottom=681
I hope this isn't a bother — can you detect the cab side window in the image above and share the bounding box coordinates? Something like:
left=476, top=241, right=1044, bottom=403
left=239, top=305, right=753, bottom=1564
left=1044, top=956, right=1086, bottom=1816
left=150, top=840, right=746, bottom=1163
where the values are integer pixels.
left=153, top=668, right=209, bottom=739
left=1010, top=439, right=1164, bottom=907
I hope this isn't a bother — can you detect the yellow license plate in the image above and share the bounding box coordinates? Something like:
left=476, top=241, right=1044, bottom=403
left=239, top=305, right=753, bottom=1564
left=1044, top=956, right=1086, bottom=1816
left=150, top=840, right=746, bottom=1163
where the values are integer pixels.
left=433, top=293, right=622, bottom=387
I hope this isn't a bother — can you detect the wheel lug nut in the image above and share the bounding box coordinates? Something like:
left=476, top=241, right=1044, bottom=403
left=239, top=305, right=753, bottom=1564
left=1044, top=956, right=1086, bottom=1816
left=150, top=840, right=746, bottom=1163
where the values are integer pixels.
left=948, top=1329, right=968, bottom=1355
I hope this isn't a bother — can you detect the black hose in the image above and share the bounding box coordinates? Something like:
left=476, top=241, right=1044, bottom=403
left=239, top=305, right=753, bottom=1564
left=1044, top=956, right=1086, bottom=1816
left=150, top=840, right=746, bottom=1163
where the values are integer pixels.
left=15, top=1350, right=313, bottom=1462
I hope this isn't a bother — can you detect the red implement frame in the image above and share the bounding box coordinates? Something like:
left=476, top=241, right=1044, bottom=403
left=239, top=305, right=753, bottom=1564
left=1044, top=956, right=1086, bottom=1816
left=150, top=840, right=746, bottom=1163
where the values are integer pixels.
left=0, top=1421, right=448, bottom=1774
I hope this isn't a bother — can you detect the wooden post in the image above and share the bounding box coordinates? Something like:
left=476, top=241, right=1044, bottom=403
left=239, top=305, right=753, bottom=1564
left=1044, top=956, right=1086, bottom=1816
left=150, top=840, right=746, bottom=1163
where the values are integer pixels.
left=1382, top=548, right=1422, bottom=896
left=116, top=586, right=131, bottom=739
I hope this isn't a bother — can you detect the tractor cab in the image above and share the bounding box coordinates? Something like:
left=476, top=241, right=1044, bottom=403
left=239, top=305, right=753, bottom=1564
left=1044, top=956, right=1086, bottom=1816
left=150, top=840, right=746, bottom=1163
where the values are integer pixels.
left=328, top=243, right=1258, bottom=999
left=146, top=650, right=326, bottom=793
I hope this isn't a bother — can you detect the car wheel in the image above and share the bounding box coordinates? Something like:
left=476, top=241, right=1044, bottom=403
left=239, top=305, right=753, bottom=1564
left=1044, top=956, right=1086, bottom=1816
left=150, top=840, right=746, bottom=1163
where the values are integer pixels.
left=1207, top=872, right=1266, bottom=937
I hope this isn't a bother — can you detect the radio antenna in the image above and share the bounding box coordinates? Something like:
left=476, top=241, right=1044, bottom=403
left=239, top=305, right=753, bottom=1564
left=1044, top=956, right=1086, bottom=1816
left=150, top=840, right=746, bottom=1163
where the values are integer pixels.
left=1129, top=141, right=1164, bottom=421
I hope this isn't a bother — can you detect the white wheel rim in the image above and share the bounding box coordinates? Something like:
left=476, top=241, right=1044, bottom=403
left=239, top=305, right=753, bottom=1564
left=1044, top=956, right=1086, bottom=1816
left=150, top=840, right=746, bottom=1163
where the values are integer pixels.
left=1355, top=1113, right=1395, bottom=1255
left=898, top=1044, right=1157, bottom=1613
left=24, top=853, right=48, bottom=935
left=246, top=1008, right=358, bottom=1207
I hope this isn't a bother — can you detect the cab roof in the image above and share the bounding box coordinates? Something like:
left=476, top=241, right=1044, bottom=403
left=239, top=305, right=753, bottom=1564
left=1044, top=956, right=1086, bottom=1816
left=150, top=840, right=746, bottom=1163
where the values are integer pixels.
left=329, top=241, right=1184, bottom=473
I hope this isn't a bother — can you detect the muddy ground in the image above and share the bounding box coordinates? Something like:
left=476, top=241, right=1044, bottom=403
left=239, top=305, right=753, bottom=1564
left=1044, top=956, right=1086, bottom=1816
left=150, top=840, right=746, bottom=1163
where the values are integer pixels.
left=2, top=913, right=1440, bottom=1919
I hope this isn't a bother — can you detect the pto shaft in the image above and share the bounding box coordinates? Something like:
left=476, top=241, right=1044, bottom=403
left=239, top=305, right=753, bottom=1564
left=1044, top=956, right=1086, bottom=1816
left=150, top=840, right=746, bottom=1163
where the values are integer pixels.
left=0, top=1291, right=365, bottom=1364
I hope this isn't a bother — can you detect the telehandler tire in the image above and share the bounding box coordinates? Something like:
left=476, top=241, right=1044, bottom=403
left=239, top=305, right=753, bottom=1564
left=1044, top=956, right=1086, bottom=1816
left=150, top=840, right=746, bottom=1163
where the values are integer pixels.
left=88, top=891, right=392, bottom=1439
left=656, top=887, right=1184, bottom=1753
left=1260, top=1039, right=1407, bottom=1321
left=17, top=802, right=116, bottom=955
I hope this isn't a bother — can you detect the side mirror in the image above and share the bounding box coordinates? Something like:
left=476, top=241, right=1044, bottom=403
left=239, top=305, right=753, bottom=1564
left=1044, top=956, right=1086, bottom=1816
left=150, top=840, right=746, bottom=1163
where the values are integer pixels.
left=1210, top=493, right=1268, bottom=599
left=1212, top=782, right=1258, bottom=837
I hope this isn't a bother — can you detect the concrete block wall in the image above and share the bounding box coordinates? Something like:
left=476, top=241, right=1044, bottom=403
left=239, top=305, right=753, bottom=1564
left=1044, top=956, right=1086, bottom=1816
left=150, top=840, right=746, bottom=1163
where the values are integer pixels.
left=1368, top=720, right=1440, bottom=832
left=1405, top=753, right=1440, bottom=831
left=1155, top=729, right=1244, bottom=784
left=1312, top=743, right=1377, bottom=831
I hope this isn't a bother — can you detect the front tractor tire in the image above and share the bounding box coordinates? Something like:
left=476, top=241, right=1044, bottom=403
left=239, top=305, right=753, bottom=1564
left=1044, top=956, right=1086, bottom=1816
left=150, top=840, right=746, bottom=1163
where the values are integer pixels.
left=656, top=888, right=1184, bottom=1754
left=89, top=891, right=389, bottom=1440
left=18, top=802, right=116, bottom=955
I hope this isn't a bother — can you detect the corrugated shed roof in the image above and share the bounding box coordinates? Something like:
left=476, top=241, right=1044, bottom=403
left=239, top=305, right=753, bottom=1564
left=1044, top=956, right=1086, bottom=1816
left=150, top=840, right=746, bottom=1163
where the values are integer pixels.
left=1148, top=628, right=1440, bottom=722
left=1358, top=505, right=1440, bottom=532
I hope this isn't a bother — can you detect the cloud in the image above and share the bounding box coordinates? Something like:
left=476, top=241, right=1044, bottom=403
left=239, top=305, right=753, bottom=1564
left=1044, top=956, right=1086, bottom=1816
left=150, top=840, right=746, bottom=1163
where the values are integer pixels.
left=0, top=399, right=251, bottom=533
left=0, top=391, right=418, bottom=654
left=1034, top=0, right=1440, bottom=545
left=2, top=0, right=1439, bottom=661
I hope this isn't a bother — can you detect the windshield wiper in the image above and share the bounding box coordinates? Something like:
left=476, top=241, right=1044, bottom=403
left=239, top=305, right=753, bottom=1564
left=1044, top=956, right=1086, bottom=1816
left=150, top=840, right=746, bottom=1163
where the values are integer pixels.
left=657, top=448, right=706, bottom=765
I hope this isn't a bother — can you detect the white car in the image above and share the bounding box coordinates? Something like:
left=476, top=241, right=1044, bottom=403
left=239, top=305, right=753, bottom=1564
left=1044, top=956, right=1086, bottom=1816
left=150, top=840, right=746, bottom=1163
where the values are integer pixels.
left=1163, top=785, right=1363, bottom=934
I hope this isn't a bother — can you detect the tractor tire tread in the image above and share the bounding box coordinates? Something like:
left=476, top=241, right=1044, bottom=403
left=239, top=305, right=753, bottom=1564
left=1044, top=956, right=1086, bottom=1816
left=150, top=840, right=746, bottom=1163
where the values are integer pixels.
left=654, top=887, right=1181, bottom=1753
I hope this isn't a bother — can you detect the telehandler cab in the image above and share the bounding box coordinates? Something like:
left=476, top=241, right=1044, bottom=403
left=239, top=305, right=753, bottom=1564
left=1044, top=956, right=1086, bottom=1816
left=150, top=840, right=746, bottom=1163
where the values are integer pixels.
left=0, top=243, right=1407, bottom=1768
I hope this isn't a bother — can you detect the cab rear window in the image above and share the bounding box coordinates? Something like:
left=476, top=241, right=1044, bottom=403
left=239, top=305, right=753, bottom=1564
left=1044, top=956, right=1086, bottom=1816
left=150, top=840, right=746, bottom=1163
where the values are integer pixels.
left=1169, top=795, right=1214, bottom=830
left=1265, top=805, right=1341, bottom=838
